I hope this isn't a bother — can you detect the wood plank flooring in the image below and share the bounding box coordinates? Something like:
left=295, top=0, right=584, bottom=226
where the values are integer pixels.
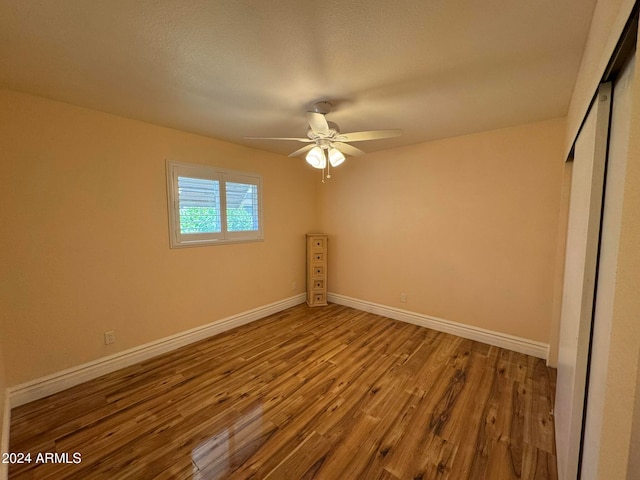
left=9, top=304, right=558, bottom=479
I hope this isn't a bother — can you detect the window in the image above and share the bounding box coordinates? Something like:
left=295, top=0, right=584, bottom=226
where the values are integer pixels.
left=166, top=160, right=263, bottom=247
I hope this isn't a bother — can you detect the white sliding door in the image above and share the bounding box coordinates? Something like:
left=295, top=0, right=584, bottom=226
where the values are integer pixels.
left=555, top=82, right=611, bottom=480
left=581, top=53, right=635, bottom=480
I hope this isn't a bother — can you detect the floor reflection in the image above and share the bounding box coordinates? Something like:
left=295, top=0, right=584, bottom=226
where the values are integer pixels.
left=191, top=404, right=267, bottom=478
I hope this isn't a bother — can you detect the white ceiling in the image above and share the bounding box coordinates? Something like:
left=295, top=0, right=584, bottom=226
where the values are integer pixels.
left=0, top=0, right=597, bottom=156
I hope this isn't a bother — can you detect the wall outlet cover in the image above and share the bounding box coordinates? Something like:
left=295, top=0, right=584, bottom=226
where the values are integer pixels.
left=104, top=331, right=116, bottom=345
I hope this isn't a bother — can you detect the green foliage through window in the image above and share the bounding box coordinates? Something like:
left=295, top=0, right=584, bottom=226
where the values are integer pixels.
left=227, top=207, right=256, bottom=232
left=179, top=207, right=220, bottom=234
left=180, top=207, right=255, bottom=233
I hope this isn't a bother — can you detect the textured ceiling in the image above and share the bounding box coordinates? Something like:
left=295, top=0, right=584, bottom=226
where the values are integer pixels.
left=0, top=0, right=597, bottom=156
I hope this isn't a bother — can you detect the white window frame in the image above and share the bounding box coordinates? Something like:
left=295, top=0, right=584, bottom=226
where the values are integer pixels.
left=166, top=160, right=264, bottom=248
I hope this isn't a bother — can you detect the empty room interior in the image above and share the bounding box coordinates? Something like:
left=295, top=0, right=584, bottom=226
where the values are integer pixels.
left=1, top=1, right=639, bottom=479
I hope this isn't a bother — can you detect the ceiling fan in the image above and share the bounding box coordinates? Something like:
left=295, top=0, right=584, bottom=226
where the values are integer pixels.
left=246, top=101, right=402, bottom=179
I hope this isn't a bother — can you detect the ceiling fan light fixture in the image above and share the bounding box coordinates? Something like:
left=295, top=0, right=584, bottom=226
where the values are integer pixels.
left=328, top=148, right=345, bottom=167
left=306, top=146, right=326, bottom=169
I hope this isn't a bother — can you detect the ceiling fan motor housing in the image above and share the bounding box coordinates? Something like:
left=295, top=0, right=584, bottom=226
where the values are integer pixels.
left=311, top=101, right=332, bottom=115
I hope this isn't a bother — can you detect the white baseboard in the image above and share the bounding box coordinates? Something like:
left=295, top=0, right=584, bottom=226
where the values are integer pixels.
left=7, top=291, right=549, bottom=409
left=328, top=293, right=549, bottom=360
left=9, top=294, right=306, bottom=408
left=1, top=389, right=10, bottom=480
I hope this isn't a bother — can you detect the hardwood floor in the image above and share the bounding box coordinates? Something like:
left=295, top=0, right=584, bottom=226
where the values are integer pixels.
left=9, top=304, right=557, bottom=479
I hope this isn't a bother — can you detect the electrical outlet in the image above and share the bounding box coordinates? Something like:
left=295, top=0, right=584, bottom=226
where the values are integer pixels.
left=400, top=293, right=407, bottom=303
left=104, top=330, right=116, bottom=345
left=291, top=281, right=297, bottom=291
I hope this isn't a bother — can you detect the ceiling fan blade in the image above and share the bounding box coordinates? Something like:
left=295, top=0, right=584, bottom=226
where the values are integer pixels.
left=244, top=136, right=313, bottom=142
left=337, top=129, right=403, bottom=142
left=331, top=142, right=366, bottom=156
left=288, top=144, right=315, bottom=157
left=306, top=112, right=330, bottom=135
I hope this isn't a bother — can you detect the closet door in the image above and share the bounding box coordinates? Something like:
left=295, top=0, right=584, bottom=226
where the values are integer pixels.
left=555, top=83, right=611, bottom=480
left=581, top=53, right=635, bottom=480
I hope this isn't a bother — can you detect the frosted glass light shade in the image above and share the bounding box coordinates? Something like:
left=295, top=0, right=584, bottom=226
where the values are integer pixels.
left=328, top=148, right=345, bottom=167
left=306, top=146, right=326, bottom=169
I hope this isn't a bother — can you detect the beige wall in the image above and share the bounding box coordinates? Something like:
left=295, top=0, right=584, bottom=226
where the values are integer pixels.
left=0, top=88, right=318, bottom=386
left=629, top=353, right=640, bottom=478
left=0, top=333, right=6, bottom=453
left=319, top=118, right=566, bottom=343
left=0, top=357, right=6, bottom=480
